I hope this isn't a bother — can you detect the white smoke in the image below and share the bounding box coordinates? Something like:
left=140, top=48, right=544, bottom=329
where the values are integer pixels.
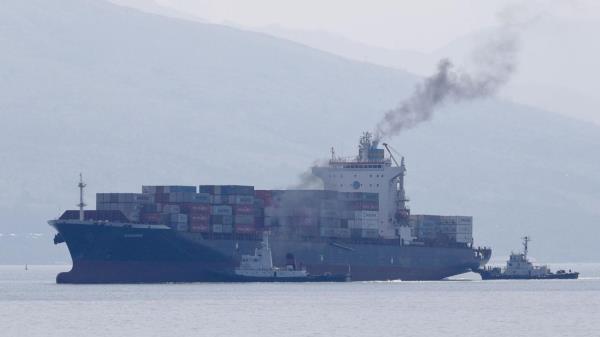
left=290, top=160, right=327, bottom=189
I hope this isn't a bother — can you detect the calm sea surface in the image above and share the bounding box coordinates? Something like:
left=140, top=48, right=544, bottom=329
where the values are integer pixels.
left=1, top=264, right=599, bottom=337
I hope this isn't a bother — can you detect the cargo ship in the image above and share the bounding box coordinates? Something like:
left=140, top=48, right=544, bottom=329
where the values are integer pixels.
left=50, top=133, right=491, bottom=283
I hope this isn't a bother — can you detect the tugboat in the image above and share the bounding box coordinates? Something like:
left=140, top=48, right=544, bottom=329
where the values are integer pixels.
left=476, top=236, right=579, bottom=280
left=231, top=233, right=349, bottom=282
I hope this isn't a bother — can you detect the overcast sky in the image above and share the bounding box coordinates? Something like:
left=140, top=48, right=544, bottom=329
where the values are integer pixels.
left=154, top=0, right=599, bottom=51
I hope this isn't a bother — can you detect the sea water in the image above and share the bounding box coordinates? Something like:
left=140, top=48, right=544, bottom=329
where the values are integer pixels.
left=1, top=264, right=599, bottom=337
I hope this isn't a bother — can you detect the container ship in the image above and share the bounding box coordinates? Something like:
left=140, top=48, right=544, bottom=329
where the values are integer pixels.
left=50, top=133, right=491, bottom=283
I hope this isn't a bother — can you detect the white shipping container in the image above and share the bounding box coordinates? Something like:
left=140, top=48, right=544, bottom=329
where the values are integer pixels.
left=354, top=211, right=378, bottom=219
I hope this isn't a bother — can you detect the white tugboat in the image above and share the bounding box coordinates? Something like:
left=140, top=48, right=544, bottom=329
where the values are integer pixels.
left=476, top=236, right=578, bottom=280
left=232, top=233, right=349, bottom=282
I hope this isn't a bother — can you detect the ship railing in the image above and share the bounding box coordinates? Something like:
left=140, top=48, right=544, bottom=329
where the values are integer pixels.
left=328, top=157, right=391, bottom=165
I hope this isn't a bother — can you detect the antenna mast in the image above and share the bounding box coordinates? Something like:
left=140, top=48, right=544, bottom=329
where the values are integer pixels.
left=522, top=236, right=531, bottom=258
left=77, top=173, right=87, bottom=221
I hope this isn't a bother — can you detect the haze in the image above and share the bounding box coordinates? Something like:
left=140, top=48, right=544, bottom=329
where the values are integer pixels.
left=131, top=0, right=600, bottom=124
left=0, top=0, right=598, bottom=264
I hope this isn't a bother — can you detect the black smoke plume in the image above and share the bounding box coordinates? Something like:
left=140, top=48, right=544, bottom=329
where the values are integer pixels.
left=374, top=28, right=519, bottom=140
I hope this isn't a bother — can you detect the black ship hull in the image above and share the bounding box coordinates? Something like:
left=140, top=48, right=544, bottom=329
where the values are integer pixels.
left=476, top=270, right=579, bottom=280
left=51, top=220, right=490, bottom=284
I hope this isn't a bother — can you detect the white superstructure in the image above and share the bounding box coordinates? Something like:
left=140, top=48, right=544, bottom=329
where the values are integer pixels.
left=503, top=236, right=551, bottom=277
left=235, top=232, right=308, bottom=278
left=312, top=132, right=412, bottom=242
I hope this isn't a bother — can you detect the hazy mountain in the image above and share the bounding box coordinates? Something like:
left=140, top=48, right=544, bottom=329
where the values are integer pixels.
left=1, top=0, right=598, bottom=264
left=249, top=24, right=428, bottom=75
left=108, top=0, right=204, bottom=22
left=253, top=21, right=600, bottom=126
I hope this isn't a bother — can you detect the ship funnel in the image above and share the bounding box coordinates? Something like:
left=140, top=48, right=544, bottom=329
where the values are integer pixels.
left=358, top=132, right=385, bottom=162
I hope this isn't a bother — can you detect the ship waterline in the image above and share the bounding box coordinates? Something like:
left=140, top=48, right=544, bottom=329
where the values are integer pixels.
left=51, top=220, right=489, bottom=283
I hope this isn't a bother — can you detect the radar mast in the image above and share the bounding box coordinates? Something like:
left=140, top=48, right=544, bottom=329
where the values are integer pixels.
left=77, top=173, right=86, bottom=221
left=522, top=236, right=531, bottom=258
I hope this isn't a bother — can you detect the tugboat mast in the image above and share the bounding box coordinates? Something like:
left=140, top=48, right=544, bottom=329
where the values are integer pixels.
left=522, top=236, right=531, bottom=259
left=77, top=173, right=86, bottom=221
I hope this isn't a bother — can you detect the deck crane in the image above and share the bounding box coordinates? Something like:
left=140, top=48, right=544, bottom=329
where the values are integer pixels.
left=382, top=143, right=399, bottom=167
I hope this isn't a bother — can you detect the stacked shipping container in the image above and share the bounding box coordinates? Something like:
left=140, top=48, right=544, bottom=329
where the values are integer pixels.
left=409, top=215, right=473, bottom=244
left=96, top=193, right=151, bottom=222
left=256, top=190, right=379, bottom=239
left=140, top=186, right=211, bottom=232
left=200, top=185, right=256, bottom=234
left=96, top=187, right=380, bottom=239
left=95, top=186, right=472, bottom=244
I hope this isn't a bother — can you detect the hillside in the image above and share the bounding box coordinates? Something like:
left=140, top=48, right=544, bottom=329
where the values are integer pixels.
left=0, top=0, right=598, bottom=263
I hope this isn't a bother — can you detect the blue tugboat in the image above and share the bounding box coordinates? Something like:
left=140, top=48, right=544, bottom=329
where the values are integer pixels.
left=476, top=236, right=579, bottom=280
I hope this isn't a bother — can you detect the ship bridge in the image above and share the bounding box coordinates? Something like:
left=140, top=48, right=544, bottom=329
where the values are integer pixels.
left=312, top=132, right=412, bottom=242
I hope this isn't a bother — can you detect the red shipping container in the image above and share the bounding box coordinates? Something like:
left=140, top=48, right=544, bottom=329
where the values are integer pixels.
left=254, top=190, right=273, bottom=206
left=181, top=203, right=211, bottom=214
left=254, top=190, right=272, bottom=199
left=365, top=202, right=379, bottom=211
left=190, top=223, right=210, bottom=233
left=235, top=224, right=256, bottom=234
left=189, top=214, right=210, bottom=223
left=234, top=204, right=254, bottom=214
